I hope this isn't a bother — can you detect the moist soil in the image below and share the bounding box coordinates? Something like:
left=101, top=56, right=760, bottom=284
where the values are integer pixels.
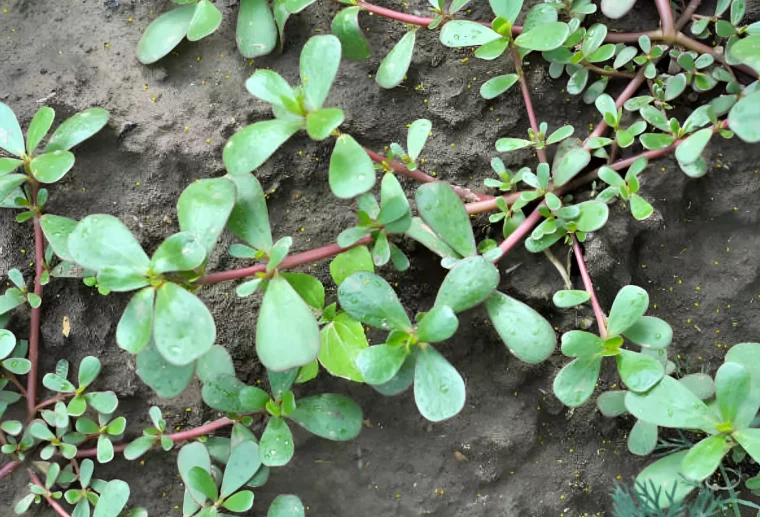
left=1, top=0, right=760, bottom=515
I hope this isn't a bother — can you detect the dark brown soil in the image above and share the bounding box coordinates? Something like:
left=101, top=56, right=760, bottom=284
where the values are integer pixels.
left=1, top=0, right=759, bottom=515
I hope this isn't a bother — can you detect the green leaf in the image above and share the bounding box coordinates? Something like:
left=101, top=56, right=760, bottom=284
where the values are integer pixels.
left=715, top=362, right=753, bottom=424
left=489, top=0, right=523, bottom=23
left=495, top=138, right=532, bottom=152
left=414, top=345, right=465, bottom=422
left=177, top=177, right=236, bottom=256
left=546, top=125, right=574, bottom=146
left=329, top=134, right=376, bottom=199
left=196, top=345, right=236, bottom=385
left=285, top=0, right=317, bottom=13
left=0, top=102, right=24, bottom=157
left=136, top=5, right=195, bottom=64
left=69, top=214, right=150, bottom=274
left=257, top=275, right=320, bottom=371
left=607, top=285, right=649, bottom=336
left=2, top=358, right=30, bottom=375
left=553, top=356, right=602, bottom=407
left=376, top=31, right=416, bottom=89
left=639, top=133, right=675, bottom=150
left=628, top=419, right=658, bottom=456
left=0, top=329, right=15, bottom=360
left=85, top=391, right=118, bottom=414
left=635, top=451, right=695, bottom=507
left=678, top=156, right=708, bottom=178
left=223, top=491, right=255, bottom=512
left=338, top=271, right=411, bottom=330
left=407, top=119, right=431, bottom=161
left=330, top=246, right=374, bottom=286
left=319, top=313, right=368, bottom=382
left=259, top=417, right=293, bottom=467
left=440, top=21, right=500, bottom=47
left=624, top=376, right=717, bottom=430
left=226, top=175, right=272, bottom=253
left=187, top=0, right=222, bottom=41
left=732, top=0, right=746, bottom=25
left=629, top=194, right=654, bottom=221
left=124, top=436, right=157, bottom=460
left=287, top=394, right=362, bottom=440
left=728, top=90, right=760, bottom=143
left=202, top=374, right=248, bottom=413
left=733, top=428, right=760, bottom=463
left=596, top=390, right=628, bottom=417
left=306, top=108, right=344, bottom=141
left=268, top=495, right=305, bottom=517
left=0, top=174, right=27, bottom=203
left=356, top=344, right=407, bottom=385
left=435, top=256, right=500, bottom=313
left=475, top=37, right=508, bottom=60
left=116, top=288, right=155, bottom=354
left=92, top=480, right=130, bottom=517
left=622, top=316, right=672, bottom=349
left=224, top=119, right=302, bottom=176
left=151, top=233, right=206, bottom=274
left=552, top=290, right=590, bottom=308
left=154, top=283, right=215, bottom=366
left=246, top=70, right=300, bottom=114
left=97, top=434, right=115, bottom=463
left=574, top=200, right=609, bottom=232
left=96, top=266, right=148, bottom=292
left=552, top=146, right=590, bottom=186
left=675, top=128, right=712, bottom=166
left=485, top=291, right=556, bottom=363
left=44, top=108, right=109, bottom=153
left=417, top=306, right=458, bottom=343
left=405, top=217, right=460, bottom=259
left=40, top=215, right=77, bottom=261
left=679, top=373, right=716, bottom=400
left=331, top=7, right=370, bottom=61
left=582, top=24, right=607, bottom=56
left=237, top=0, right=277, bottom=58
left=640, top=106, right=670, bottom=132
left=0, top=157, right=22, bottom=176
left=301, top=35, right=341, bottom=111
left=29, top=150, right=75, bottom=184
left=179, top=444, right=212, bottom=514
left=616, top=349, right=664, bottom=393
left=26, top=106, right=55, bottom=155
left=515, top=22, right=569, bottom=51
left=416, top=182, right=476, bottom=257
left=682, top=435, right=730, bottom=481
left=480, top=74, right=519, bottom=99
left=78, top=356, right=101, bottom=389
left=43, top=373, right=76, bottom=393
left=188, top=466, right=218, bottom=503
left=239, top=386, right=270, bottom=411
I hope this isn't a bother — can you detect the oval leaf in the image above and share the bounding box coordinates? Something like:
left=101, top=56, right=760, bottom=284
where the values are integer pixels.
left=153, top=283, right=216, bottom=366
left=486, top=291, right=556, bottom=364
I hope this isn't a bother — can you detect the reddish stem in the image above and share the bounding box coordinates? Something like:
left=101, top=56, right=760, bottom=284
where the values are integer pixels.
left=26, top=184, right=44, bottom=421
left=34, top=393, right=73, bottom=413
left=495, top=203, right=545, bottom=258
left=572, top=235, right=607, bottom=338
left=510, top=47, right=548, bottom=164
left=5, top=372, right=28, bottom=398
left=198, top=236, right=372, bottom=285
left=364, top=148, right=491, bottom=202
left=28, top=470, right=72, bottom=517
left=75, top=417, right=235, bottom=458
left=655, top=0, right=677, bottom=42
left=356, top=0, right=437, bottom=27
left=605, top=30, right=662, bottom=44
left=0, top=459, right=21, bottom=480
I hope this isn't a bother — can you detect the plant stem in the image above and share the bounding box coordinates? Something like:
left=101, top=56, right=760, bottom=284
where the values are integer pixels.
left=584, top=63, right=637, bottom=79
left=495, top=203, right=545, bottom=258
left=604, top=30, right=662, bottom=44
left=28, top=469, right=72, bottom=517
left=510, top=47, right=548, bottom=164
left=198, top=236, right=372, bottom=284
left=0, top=459, right=21, bottom=480
left=34, top=393, right=73, bottom=412
left=75, top=417, right=235, bottom=459
left=356, top=0, right=437, bottom=27
left=26, top=182, right=44, bottom=422
left=5, top=372, right=28, bottom=398
left=655, top=0, right=677, bottom=43
left=572, top=234, right=607, bottom=338
left=363, top=148, right=491, bottom=202
left=675, top=32, right=758, bottom=78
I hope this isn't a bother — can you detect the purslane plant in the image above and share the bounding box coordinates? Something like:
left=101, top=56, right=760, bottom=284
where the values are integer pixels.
left=4, top=0, right=760, bottom=514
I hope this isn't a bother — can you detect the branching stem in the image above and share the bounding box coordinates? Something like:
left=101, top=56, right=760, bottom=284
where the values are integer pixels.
left=655, top=0, right=677, bottom=42
left=28, top=469, right=72, bottom=517
left=510, top=47, right=548, bottom=164
left=572, top=235, right=607, bottom=338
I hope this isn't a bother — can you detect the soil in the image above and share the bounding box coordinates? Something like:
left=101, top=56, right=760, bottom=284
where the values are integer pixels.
left=1, top=0, right=759, bottom=515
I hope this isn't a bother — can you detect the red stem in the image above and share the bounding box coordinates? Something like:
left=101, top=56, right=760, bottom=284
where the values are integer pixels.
left=655, top=0, right=677, bottom=42
left=0, top=459, right=22, bottom=480
left=198, top=236, right=372, bottom=284
left=26, top=185, right=44, bottom=421
left=28, top=470, right=72, bottom=517
left=572, top=235, right=607, bottom=338
left=5, top=372, right=28, bottom=398
left=34, top=393, right=72, bottom=412
left=364, top=148, right=491, bottom=203
left=75, top=417, right=235, bottom=459
left=510, top=47, right=548, bottom=164
left=495, top=203, right=545, bottom=258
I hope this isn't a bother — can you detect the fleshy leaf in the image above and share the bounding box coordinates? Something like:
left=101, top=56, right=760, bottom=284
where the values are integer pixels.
left=268, top=495, right=305, bottom=517
left=338, top=271, right=411, bottom=331
left=485, top=291, right=556, bottom=363
left=624, top=375, right=717, bottom=430
left=435, top=256, right=499, bottom=313
left=622, top=316, right=672, bottom=349
left=356, top=344, right=407, bottom=385
left=616, top=349, right=665, bottom=393
left=415, top=182, right=476, bottom=257
left=29, top=150, right=75, bottom=184
left=0, top=102, right=24, bottom=156
left=226, top=173, right=273, bottom=252
left=287, top=394, right=362, bottom=440
left=440, top=21, right=501, bottom=47
left=26, top=106, right=55, bottom=155
left=330, top=246, right=374, bottom=286
left=332, top=7, right=371, bottom=61
left=628, top=419, right=658, bottom=456
left=515, top=22, right=569, bottom=51
left=40, top=215, right=78, bottom=261
left=153, top=283, right=216, bottom=366
left=682, top=435, right=730, bottom=481
left=177, top=177, right=236, bottom=256
left=136, top=5, right=196, bottom=64
left=414, top=345, right=465, bottom=422
left=319, top=312, right=368, bottom=382
left=329, top=134, right=376, bottom=199
left=116, top=288, right=155, bottom=354
left=607, top=285, right=648, bottom=336
left=237, top=0, right=277, bottom=58
left=553, top=290, right=590, bottom=308
left=44, top=108, right=109, bottom=153
left=259, top=417, right=294, bottom=466
left=417, top=305, right=458, bottom=343
left=376, top=31, right=416, bottom=89
left=553, top=356, right=602, bottom=407
left=300, top=35, right=341, bottom=111
left=223, top=119, right=303, bottom=176
left=68, top=214, right=150, bottom=274
left=187, top=0, right=222, bottom=41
